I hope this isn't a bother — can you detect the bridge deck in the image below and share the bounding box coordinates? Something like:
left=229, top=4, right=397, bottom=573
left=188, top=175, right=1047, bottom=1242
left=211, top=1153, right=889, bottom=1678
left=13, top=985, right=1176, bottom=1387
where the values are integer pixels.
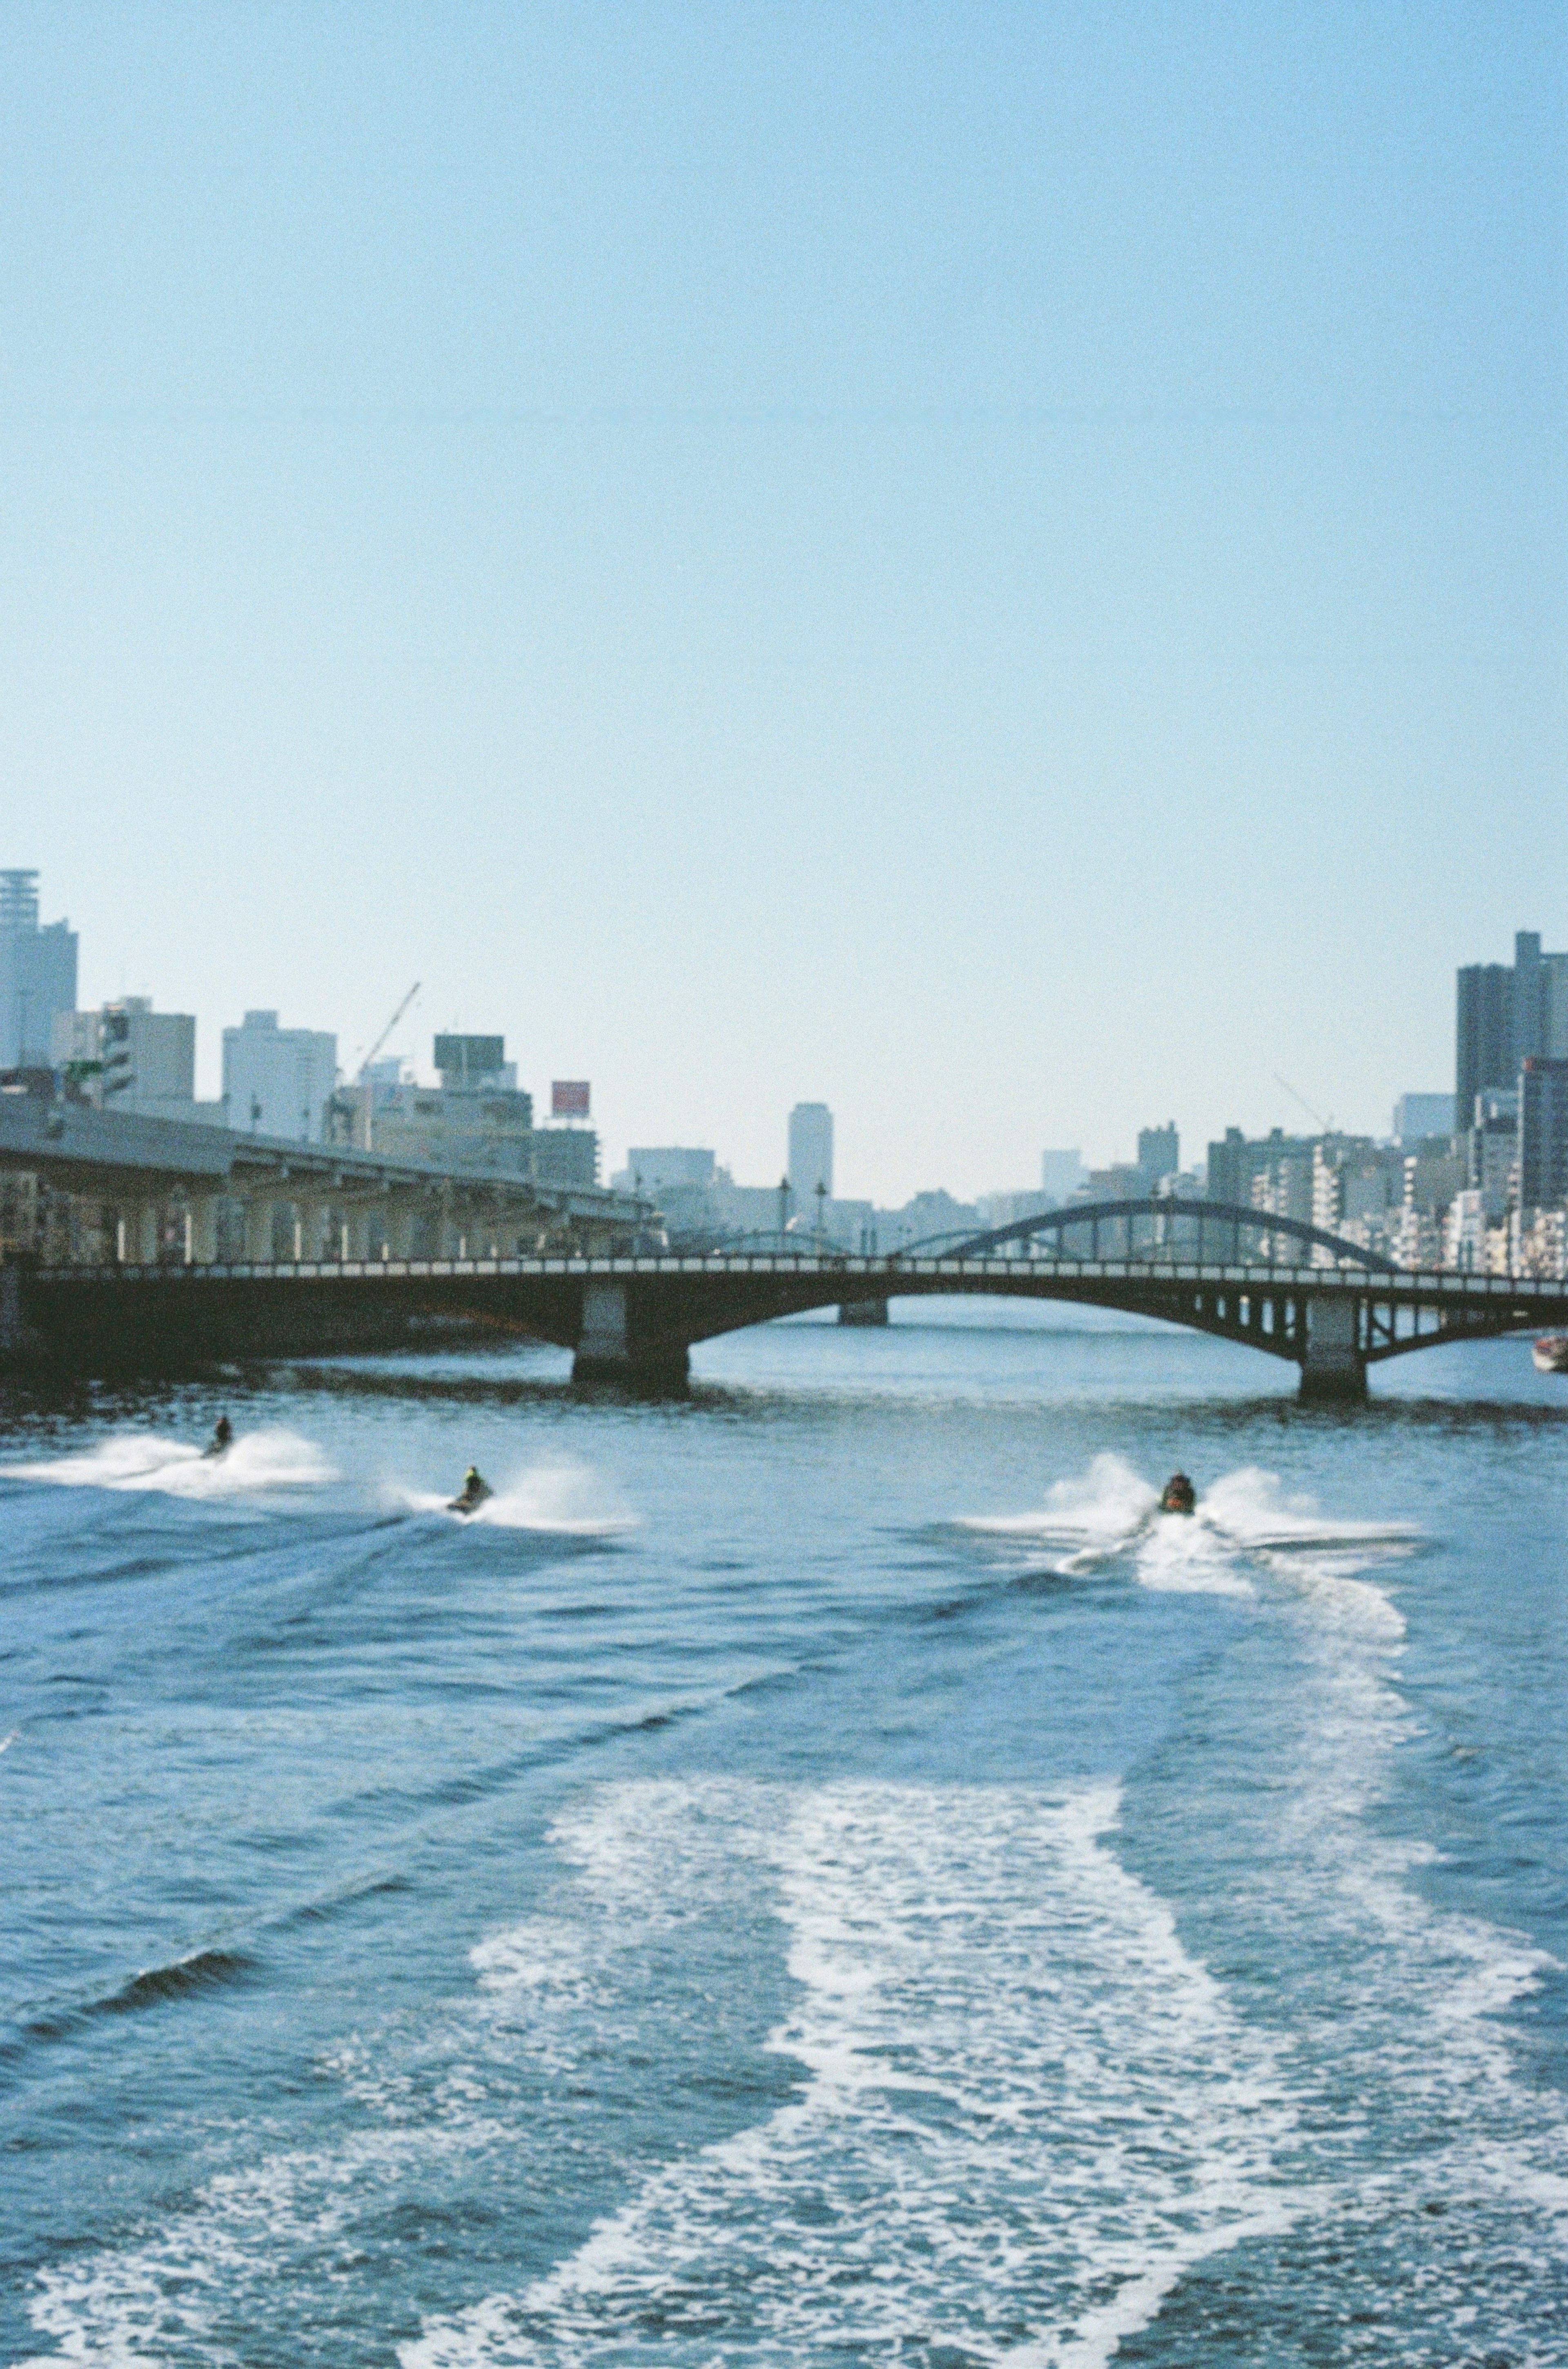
left=11, top=1249, right=1567, bottom=1395
left=31, top=1250, right=1568, bottom=1304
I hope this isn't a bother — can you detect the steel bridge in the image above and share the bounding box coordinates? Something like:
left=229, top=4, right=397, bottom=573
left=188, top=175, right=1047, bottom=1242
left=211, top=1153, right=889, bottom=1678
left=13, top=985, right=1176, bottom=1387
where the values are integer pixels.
left=6, top=1200, right=1565, bottom=1400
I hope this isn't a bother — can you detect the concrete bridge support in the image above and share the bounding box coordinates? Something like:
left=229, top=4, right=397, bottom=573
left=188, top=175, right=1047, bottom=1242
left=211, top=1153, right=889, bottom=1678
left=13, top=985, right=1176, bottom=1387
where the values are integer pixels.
left=243, top=1196, right=284, bottom=1264
left=185, top=1195, right=223, bottom=1265
left=117, top=1201, right=161, bottom=1265
left=572, top=1278, right=690, bottom=1390
left=1300, top=1294, right=1367, bottom=1402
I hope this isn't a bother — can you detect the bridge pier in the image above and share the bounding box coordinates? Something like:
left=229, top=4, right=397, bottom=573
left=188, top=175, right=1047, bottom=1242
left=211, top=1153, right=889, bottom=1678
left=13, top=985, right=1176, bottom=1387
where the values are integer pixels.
left=1299, top=1295, right=1367, bottom=1403
left=572, top=1278, right=689, bottom=1391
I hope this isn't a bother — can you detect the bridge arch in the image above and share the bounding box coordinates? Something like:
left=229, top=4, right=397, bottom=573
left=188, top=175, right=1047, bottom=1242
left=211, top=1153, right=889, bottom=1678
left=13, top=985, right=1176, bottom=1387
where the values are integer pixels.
left=893, top=1197, right=1401, bottom=1273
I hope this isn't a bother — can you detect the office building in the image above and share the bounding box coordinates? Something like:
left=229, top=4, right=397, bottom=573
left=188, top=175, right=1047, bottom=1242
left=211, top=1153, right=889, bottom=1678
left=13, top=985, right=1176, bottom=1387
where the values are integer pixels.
left=330, top=1035, right=535, bottom=1168
left=1463, top=1090, right=1518, bottom=1219
left=222, top=1010, right=338, bottom=1143
left=532, top=1128, right=599, bottom=1189
left=1392, top=1093, right=1454, bottom=1143
left=1039, top=1150, right=1085, bottom=1202
left=1207, top=1128, right=1315, bottom=1210
left=434, top=1035, right=517, bottom=1092
left=788, top=1103, right=833, bottom=1209
left=1519, top=1058, right=1568, bottom=1212
left=1513, top=932, right=1568, bottom=1062
left=1456, top=930, right=1568, bottom=1122
left=0, top=869, right=77, bottom=1070
left=1456, top=964, right=1516, bottom=1123
left=621, top=1148, right=717, bottom=1196
left=1136, top=1123, right=1179, bottom=1184
left=52, top=999, right=196, bottom=1119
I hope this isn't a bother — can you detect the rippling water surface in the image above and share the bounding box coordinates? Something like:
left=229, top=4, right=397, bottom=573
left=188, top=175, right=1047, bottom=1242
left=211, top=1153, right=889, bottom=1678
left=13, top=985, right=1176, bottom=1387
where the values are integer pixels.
left=2, top=1309, right=1565, bottom=2366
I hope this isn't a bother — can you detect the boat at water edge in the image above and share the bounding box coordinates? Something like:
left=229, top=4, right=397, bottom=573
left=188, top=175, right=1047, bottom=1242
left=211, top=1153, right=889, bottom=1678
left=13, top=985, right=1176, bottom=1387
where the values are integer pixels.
left=1532, top=1335, right=1568, bottom=1375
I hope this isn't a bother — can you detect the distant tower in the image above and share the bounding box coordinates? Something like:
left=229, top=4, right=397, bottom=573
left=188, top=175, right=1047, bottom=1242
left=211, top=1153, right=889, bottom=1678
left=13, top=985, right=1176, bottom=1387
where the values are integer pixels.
left=788, top=1103, right=833, bottom=1211
left=1136, top=1123, right=1179, bottom=1183
left=1455, top=964, right=1515, bottom=1127
left=0, top=869, right=78, bottom=1069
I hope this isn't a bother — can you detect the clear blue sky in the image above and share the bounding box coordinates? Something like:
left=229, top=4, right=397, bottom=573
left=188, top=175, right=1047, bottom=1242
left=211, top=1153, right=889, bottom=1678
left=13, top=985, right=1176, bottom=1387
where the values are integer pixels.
left=3, top=2, right=1563, bottom=1200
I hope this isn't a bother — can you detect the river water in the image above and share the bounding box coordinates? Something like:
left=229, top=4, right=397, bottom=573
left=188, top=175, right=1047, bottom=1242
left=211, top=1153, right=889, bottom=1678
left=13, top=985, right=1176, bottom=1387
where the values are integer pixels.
left=2, top=1307, right=1565, bottom=2367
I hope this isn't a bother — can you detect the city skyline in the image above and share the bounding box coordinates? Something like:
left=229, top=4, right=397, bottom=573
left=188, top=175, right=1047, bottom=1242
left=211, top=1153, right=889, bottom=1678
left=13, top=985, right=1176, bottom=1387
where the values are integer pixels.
left=7, top=860, right=1560, bottom=1203
left=3, top=6, right=1561, bottom=1205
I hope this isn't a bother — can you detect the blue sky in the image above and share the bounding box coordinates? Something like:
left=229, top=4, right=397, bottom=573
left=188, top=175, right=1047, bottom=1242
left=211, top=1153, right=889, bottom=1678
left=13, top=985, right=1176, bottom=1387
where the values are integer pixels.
left=2, top=2, right=1562, bottom=1199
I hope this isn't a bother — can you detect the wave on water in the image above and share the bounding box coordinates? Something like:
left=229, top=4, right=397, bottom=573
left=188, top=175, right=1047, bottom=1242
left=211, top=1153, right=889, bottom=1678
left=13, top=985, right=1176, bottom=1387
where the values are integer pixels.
left=956, top=1455, right=1422, bottom=1612
left=2, top=1428, right=336, bottom=1497
left=390, top=1460, right=637, bottom=1536
left=957, top=1451, right=1156, bottom=1560
left=403, top=1775, right=1296, bottom=2369
left=18, top=1949, right=258, bottom=2051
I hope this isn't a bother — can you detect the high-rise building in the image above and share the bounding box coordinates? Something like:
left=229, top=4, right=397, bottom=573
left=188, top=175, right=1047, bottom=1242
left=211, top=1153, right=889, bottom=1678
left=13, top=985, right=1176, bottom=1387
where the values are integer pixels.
left=1136, top=1123, right=1179, bottom=1183
left=788, top=1103, right=833, bottom=1209
left=1039, top=1149, right=1085, bottom=1202
left=1519, top=1058, right=1568, bottom=1212
left=1456, top=964, right=1516, bottom=1124
left=1392, top=1093, right=1454, bottom=1143
left=52, top=998, right=196, bottom=1119
left=1466, top=1094, right=1518, bottom=1219
left=222, top=1010, right=338, bottom=1142
left=1456, top=931, right=1568, bottom=1124
left=0, top=869, right=78, bottom=1070
left=1206, top=1127, right=1315, bottom=1209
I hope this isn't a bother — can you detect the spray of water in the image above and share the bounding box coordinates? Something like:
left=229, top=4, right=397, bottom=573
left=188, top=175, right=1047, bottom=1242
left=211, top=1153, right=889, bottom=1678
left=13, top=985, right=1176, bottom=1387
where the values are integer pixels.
left=4, top=1429, right=335, bottom=1497
left=390, top=1461, right=637, bottom=1536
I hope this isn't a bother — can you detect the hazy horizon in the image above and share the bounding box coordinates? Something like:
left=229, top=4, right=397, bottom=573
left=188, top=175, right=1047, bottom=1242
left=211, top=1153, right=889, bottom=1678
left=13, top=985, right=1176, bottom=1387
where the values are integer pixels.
left=4, top=3, right=1563, bottom=1204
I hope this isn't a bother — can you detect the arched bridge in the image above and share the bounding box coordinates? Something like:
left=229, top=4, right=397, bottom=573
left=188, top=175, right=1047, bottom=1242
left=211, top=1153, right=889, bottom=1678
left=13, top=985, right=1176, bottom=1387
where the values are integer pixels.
left=9, top=1200, right=1566, bottom=1401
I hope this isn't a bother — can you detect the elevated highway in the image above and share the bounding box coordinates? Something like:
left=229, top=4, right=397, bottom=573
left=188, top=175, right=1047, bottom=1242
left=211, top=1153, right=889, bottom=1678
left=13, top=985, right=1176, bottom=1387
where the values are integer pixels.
left=6, top=1200, right=1566, bottom=1398
left=0, top=1092, right=646, bottom=1268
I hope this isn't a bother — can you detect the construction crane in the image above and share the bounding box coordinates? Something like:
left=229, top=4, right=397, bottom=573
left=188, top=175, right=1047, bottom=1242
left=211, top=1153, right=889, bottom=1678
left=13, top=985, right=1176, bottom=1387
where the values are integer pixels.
left=357, top=982, right=420, bottom=1152
left=358, top=982, right=421, bottom=1083
left=1272, top=1072, right=1334, bottom=1134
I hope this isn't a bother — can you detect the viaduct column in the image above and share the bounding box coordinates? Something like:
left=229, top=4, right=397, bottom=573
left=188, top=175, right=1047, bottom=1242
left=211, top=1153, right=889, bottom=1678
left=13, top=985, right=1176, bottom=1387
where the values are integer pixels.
left=186, top=1197, right=223, bottom=1265
left=133, top=1201, right=161, bottom=1266
left=243, top=1196, right=278, bottom=1264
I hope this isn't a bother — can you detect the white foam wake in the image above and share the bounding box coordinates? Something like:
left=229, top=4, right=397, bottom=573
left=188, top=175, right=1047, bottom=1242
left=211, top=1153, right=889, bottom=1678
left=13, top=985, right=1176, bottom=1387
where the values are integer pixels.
left=404, top=1776, right=1295, bottom=2367
left=3, top=1428, right=335, bottom=1497
left=958, top=1452, right=1156, bottom=1559
left=392, top=1460, right=636, bottom=1534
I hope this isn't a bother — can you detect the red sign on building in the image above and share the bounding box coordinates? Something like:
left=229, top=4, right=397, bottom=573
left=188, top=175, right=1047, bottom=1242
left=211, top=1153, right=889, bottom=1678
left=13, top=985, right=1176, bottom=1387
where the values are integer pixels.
left=551, top=1080, right=591, bottom=1119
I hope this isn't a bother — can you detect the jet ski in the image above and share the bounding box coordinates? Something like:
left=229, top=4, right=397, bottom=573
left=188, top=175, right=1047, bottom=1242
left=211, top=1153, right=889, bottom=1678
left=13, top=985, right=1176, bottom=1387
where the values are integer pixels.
left=203, top=1416, right=234, bottom=1460
left=1158, top=1472, right=1196, bottom=1516
left=448, top=1466, right=493, bottom=1517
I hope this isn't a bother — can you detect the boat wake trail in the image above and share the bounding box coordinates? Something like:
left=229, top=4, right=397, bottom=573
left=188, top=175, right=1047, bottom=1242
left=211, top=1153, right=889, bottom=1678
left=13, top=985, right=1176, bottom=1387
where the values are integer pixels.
left=956, top=1455, right=1422, bottom=1607
left=956, top=1452, right=1157, bottom=1569
left=403, top=1776, right=1295, bottom=2369
left=3, top=1428, right=335, bottom=1498
left=391, top=1460, right=637, bottom=1536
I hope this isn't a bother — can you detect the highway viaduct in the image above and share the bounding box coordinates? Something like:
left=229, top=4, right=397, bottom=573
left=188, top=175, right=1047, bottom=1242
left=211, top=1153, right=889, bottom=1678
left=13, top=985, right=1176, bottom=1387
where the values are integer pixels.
left=0, top=1089, right=649, bottom=1365
left=4, top=1192, right=1566, bottom=1400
